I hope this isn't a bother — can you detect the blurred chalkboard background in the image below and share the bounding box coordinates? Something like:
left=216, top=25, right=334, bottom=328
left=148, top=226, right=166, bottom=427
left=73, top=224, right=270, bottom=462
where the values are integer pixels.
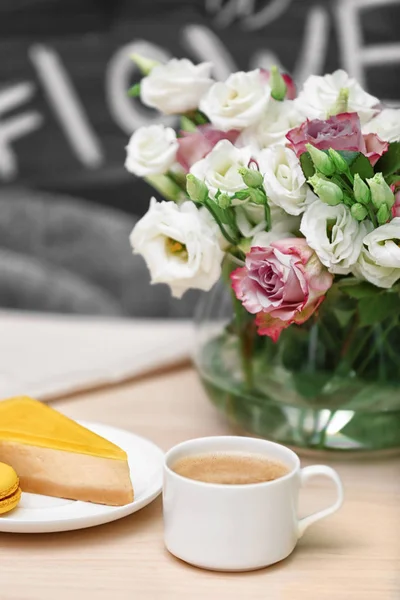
left=0, top=0, right=399, bottom=316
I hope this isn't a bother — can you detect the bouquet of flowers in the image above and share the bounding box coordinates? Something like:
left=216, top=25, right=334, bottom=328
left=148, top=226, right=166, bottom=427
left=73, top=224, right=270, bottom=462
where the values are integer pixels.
left=126, top=56, right=400, bottom=345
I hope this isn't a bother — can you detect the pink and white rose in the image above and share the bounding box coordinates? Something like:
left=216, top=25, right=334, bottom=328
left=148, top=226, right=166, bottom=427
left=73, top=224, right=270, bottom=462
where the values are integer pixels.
left=391, top=181, right=400, bottom=218
left=287, top=112, right=365, bottom=156
left=176, top=126, right=240, bottom=172
left=231, top=239, right=333, bottom=341
left=286, top=112, right=388, bottom=165
left=363, top=133, right=389, bottom=167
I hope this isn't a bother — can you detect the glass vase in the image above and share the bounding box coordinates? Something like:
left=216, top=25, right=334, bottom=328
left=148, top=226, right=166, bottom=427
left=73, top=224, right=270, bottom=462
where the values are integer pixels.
left=194, top=257, right=400, bottom=454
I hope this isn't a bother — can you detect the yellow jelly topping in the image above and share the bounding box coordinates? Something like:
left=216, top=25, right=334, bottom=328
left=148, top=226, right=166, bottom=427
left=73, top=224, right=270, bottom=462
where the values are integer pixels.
left=0, top=397, right=127, bottom=461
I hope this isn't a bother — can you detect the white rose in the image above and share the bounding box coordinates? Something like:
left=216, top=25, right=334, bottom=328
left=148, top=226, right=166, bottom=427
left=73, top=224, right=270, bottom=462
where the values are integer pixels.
left=362, top=108, right=400, bottom=143
left=235, top=204, right=266, bottom=238
left=200, top=70, right=270, bottom=131
left=300, top=199, right=367, bottom=274
left=361, top=218, right=400, bottom=268
left=258, top=146, right=308, bottom=215
left=252, top=206, right=300, bottom=246
left=352, top=247, right=400, bottom=289
left=141, top=59, right=213, bottom=115
left=130, top=198, right=224, bottom=298
left=237, top=99, right=302, bottom=149
left=125, top=125, right=178, bottom=176
left=190, top=139, right=252, bottom=199
left=295, top=69, right=379, bottom=125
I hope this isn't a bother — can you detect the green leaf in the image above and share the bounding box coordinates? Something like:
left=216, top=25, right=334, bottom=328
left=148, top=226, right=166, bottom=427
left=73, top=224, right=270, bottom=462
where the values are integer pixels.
left=349, top=153, right=374, bottom=179
left=341, top=281, right=382, bottom=299
left=386, top=173, right=400, bottom=186
left=374, top=142, right=400, bottom=176
left=335, top=150, right=359, bottom=166
left=359, top=293, right=400, bottom=326
left=127, top=83, right=141, bottom=97
left=290, top=372, right=332, bottom=398
left=333, top=308, right=355, bottom=327
left=326, top=150, right=374, bottom=179
left=194, top=110, right=209, bottom=125
left=234, top=189, right=251, bottom=200
left=300, top=152, right=315, bottom=179
left=180, top=116, right=197, bottom=132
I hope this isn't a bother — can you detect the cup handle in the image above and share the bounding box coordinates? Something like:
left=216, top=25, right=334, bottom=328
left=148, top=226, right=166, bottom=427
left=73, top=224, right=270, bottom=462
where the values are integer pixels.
left=297, top=465, right=344, bottom=539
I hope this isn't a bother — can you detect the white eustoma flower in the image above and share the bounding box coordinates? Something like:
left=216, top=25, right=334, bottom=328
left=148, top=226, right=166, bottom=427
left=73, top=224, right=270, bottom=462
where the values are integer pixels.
left=300, top=199, right=367, bottom=274
left=362, top=108, right=400, bottom=143
left=190, top=139, right=252, bottom=199
left=252, top=206, right=301, bottom=246
left=237, top=99, right=302, bottom=149
left=141, top=58, right=213, bottom=115
left=258, top=146, right=308, bottom=215
left=200, top=70, right=270, bottom=131
left=125, top=125, right=178, bottom=176
left=130, top=198, right=224, bottom=298
left=295, top=69, right=379, bottom=125
left=361, top=218, right=400, bottom=268
left=353, top=247, right=400, bottom=289
left=235, top=204, right=266, bottom=238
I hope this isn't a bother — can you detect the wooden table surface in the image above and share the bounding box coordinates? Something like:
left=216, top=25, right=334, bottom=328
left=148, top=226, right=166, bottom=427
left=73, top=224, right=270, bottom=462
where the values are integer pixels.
left=1, top=367, right=399, bottom=599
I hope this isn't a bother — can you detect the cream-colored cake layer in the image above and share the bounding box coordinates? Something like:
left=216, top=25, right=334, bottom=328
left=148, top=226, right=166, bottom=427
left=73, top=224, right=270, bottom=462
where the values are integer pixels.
left=0, top=441, right=134, bottom=506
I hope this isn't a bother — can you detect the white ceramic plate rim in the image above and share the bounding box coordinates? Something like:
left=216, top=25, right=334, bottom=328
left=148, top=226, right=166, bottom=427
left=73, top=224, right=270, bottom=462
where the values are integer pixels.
left=0, top=421, right=164, bottom=533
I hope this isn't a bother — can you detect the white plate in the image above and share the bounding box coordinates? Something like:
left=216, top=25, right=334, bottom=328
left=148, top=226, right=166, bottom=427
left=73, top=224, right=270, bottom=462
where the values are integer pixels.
left=0, top=421, right=164, bottom=533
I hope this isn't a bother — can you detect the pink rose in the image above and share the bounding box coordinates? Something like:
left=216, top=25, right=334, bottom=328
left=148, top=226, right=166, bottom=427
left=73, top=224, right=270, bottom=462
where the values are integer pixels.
left=286, top=112, right=365, bottom=157
left=260, top=69, right=296, bottom=100
left=231, top=239, right=333, bottom=342
left=391, top=180, right=400, bottom=218
left=286, top=112, right=388, bottom=166
left=177, top=125, right=240, bottom=172
left=363, top=133, right=389, bottom=167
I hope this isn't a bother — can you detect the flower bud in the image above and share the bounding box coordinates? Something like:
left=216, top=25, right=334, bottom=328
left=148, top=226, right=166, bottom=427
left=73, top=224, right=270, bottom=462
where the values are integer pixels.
left=186, top=174, right=209, bottom=204
left=269, top=66, right=287, bottom=101
left=238, top=167, right=264, bottom=188
left=376, top=203, right=390, bottom=225
left=218, top=193, right=231, bottom=209
left=309, top=174, right=343, bottom=206
left=328, top=149, right=348, bottom=174
left=328, top=87, right=349, bottom=116
left=367, top=173, right=395, bottom=210
left=130, top=53, right=160, bottom=75
left=351, top=203, right=368, bottom=221
left=247, top=188, right=266, bottom=205
left=306, top=144, right=335, bottom=176
left=353, top=174, right=371, bottom=206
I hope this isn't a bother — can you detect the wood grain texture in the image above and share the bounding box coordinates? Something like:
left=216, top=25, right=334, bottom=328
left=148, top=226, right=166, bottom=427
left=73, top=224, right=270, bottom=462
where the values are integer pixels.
left=0, top=367, right=399, bottom=599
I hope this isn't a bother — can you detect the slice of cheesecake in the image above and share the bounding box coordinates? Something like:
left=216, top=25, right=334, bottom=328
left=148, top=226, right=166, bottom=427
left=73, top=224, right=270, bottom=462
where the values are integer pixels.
left=0, top=397, right=134, bottom=506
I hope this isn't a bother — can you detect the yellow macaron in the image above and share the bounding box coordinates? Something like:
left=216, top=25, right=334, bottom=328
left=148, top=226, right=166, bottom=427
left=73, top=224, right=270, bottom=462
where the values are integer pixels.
left=0, top=462, right=22, bottom=515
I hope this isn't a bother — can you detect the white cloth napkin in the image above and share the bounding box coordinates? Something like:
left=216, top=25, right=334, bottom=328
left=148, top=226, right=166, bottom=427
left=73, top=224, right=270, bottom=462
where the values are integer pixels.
left=0, top=311, right=194, bottom=401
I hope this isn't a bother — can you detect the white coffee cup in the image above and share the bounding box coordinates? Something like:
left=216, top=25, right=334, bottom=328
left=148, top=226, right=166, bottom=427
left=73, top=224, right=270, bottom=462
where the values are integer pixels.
left=163, top=436, right=343, bottom=571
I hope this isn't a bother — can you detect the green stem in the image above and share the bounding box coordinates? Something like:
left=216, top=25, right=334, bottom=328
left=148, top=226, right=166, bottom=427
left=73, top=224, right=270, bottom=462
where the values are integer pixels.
left=204, top=200, right=238, bottom=245
left=344, top=169, right=354, bottom=186
left=144, top=175, right=183, bottom=202
left=332, top=175, right=353, bottom=196
left=264, top=200, right=271, bottom=232
left=318, top=411, right=336, bottom=449
left=356, top=322, right=393, bottom=376
left=367, top=204, right=378, bottom=227
left=230, top=288, right=254, bottom=389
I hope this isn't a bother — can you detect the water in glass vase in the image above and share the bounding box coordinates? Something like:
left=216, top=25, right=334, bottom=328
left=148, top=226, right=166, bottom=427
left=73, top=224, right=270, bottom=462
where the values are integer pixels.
left=194, top=259, right=400, bottom=454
